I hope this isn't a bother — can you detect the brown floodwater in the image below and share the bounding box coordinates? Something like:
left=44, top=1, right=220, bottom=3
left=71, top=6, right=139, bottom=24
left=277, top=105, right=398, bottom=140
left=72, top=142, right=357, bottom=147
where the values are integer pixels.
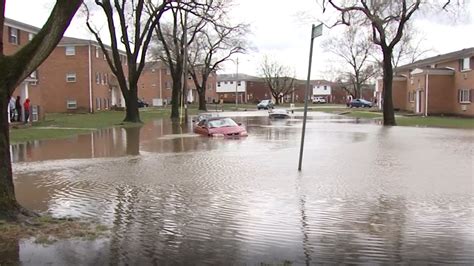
left=5, top=111, right=474, bottom=264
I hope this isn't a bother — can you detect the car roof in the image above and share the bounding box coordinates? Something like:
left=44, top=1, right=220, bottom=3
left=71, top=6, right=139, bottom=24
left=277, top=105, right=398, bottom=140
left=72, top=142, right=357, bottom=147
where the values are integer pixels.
left=206, top=117, right=232, bottom=121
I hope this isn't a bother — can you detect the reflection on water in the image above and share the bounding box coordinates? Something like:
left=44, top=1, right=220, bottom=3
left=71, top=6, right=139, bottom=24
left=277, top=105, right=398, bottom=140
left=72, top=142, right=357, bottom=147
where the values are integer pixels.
left=7, top=111, right=474, bottom=264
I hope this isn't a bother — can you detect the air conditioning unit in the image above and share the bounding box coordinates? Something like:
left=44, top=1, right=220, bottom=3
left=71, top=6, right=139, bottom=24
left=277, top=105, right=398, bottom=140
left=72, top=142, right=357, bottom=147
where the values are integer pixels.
left=463, top=73, right=468, bottom=79
left=461, top=105, right=467, bottom=111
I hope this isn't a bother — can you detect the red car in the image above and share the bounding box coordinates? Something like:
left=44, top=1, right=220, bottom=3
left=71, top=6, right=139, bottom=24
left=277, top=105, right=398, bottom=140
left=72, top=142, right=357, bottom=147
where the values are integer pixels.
left=194, top=117, right=248, bottom=137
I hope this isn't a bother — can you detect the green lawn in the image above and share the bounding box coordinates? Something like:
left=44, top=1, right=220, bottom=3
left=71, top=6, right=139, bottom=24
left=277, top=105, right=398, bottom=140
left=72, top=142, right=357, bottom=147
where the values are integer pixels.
left=396, top=116, right=474, bottom=129
left=9, top=107, right=190, bottom=143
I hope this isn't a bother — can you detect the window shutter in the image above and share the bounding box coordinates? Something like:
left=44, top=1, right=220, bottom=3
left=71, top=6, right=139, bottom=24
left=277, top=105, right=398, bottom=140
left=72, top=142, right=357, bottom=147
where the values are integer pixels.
left=470, top=89, right=473, bottom=102
left=458, top=89, right=461, bottom=103
left=17, top=30, right=20, bottom=45
left=8, top=27, right=11, bottom=42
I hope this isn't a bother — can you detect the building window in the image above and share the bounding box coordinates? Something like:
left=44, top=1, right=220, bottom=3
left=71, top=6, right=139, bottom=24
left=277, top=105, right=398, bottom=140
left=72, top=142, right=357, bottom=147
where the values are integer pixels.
left=65, top=46, right=75, bottom=56
left=96, top=97, right=101, bottom=110
left=101, top=73, right=105, bottom=85
left=151, top=68, right=156, bottom=72
left=459, top=89, right=471, bottom=103
left=165, top=81, right=170, bottom=89
left=460, top=57, right=471, bottom=71
left=28, top=33, right=34, bottom=41
left=103, top=52, right=107, bottom=60
left=408, top=91, right=415, bottom=102
left=166, top=69, right=170, bottom=75
left=230, top=81, right=234, bottom=84
left=8, top=27, right=19, bottom=45
left=30, top=70, right=38, bottom=85
left=95, top=47, right=100, bottom=58
left=237, top=81, right=241, bottom=86
left=67, top=100, right=77, bottom=109
left=66, top=73, right=76, bottom=82
left=224, top=81, right=228, bottom=84
left=104, top=73, right=108, bottom=85
left=324, top=85, right=327, bottom=90
left=95, top=72, right=100, bottom=84
left=217, top=82, right=221, bottom=87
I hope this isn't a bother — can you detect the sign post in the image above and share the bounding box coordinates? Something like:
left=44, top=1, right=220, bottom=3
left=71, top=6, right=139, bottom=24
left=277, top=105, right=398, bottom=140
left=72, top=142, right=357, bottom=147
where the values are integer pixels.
left=298, top=23, right=323, bottom=171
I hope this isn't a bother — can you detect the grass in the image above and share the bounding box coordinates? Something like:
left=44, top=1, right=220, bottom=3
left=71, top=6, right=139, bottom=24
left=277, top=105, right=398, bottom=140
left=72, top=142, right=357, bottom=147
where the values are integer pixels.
left=9, top=107, right=193, bottom=143
left=396, top=116, right=474, bottom=129
left=0, top=215, right=109, bottom=246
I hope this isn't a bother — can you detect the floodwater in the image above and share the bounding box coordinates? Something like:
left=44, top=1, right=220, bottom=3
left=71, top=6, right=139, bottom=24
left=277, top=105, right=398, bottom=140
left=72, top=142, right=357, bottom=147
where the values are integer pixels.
left=5, top=111, right=474, bottom=264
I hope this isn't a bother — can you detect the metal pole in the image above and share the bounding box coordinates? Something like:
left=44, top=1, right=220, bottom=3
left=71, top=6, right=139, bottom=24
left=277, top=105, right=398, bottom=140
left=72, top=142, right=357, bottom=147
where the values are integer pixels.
left=235, top=58, right=239, bottom=109
left=298, top=25, right=316, bottom=171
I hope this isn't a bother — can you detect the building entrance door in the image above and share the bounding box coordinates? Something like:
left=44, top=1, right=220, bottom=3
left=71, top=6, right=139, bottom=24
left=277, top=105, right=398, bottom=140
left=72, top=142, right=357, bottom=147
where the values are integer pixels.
left=415, top=90, right=422, bottom=113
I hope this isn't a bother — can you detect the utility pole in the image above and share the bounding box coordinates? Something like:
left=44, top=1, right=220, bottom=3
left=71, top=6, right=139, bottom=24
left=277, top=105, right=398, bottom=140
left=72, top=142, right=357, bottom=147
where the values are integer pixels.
left=298, top=24, right=323, bottom=171
left=180, top=9, right=189, bottom=125
left=235, top=58, right=239, bottom=109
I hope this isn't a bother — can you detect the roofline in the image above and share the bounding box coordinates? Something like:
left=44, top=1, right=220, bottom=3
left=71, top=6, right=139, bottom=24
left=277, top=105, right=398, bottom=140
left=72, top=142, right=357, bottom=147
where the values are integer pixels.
left=396, top=47, right=474, bottom=71
left=5, top=17, right=126, bottom=55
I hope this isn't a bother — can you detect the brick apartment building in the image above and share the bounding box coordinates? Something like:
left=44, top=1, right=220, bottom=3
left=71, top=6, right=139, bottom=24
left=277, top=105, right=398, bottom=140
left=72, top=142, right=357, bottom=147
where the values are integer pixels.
left=138, top=61, right=218, bottom=106
left=375, top=47, right=473, bottom=116
left=4, top=18, right=130, bottom=120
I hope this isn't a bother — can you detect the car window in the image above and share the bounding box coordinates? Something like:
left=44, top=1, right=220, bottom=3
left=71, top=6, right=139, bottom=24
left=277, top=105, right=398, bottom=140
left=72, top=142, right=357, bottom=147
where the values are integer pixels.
left=207, top=118, right=238, bottom=128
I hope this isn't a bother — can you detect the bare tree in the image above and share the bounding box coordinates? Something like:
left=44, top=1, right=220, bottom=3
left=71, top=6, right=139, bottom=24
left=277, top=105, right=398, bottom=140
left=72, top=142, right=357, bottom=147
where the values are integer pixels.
left=187, top=21, right=249, bottom=111
left=323, top=26, right=378, bottom=98
left=391, top=24, right=433, bottom=68
left=323, top=0, right=427, bottom=125
left=0, top=0, right=82, bottom=218
left=152, top=1, right=221, bottom=120
left=260, top=56, right=296, bottom=105
left=85, top=0, right=169, bottom=123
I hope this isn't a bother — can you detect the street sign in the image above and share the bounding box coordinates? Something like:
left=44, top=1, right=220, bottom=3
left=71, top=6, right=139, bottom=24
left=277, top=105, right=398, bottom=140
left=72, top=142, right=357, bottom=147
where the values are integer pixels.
left=312, top=23, right=323, bottom=39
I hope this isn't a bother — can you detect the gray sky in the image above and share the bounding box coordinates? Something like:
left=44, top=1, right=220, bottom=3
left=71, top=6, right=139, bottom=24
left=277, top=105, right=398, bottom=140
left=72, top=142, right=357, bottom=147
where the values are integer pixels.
left=5, top=0, right=474, bottom=80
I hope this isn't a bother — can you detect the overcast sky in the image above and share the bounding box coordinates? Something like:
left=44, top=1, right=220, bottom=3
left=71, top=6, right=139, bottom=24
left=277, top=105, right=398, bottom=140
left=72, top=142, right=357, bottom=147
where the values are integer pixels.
left=5, top=0, right=474, bottom=80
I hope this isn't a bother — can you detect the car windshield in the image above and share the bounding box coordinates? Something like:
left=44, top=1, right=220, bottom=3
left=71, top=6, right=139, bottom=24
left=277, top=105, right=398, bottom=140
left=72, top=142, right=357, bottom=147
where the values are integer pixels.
left=260, top=100, right=269, bottom=104
left=207, top=118, right=238, bottom=128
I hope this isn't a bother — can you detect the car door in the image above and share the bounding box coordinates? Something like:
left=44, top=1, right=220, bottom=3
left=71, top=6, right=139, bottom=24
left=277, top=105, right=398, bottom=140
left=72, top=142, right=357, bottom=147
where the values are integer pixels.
left=195, top=120, right=209, bottom=135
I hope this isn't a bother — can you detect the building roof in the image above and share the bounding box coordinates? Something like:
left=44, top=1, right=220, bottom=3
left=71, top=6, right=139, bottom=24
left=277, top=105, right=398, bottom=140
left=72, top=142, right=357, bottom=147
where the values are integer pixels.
left=4, top=18, right=41, bottom=33
left=396, top=47, right=474, bottom=71
left=5, top=17, right=125, bottom=53
left=217, top=73, right=260, bottom=82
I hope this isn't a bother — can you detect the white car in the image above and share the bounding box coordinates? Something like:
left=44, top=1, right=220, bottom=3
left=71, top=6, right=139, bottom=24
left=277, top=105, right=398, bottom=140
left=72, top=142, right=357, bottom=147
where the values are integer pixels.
left=312, top=96, right=327, bottom=104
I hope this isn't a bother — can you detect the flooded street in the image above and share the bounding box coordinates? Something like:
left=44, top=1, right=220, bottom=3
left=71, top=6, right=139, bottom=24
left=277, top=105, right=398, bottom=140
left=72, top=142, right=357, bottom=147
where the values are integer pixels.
left=7, top=111, right=474, bottom=264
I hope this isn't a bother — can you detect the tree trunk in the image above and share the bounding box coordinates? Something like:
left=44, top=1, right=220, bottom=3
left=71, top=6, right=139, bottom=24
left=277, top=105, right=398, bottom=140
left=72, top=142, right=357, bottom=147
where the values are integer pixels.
left=123, top=85, right=141, bottom=123
left=170, top=78, right=182, bottom=120
left=198, top=89, right=207, bottom=111
left=0, top=86, right=19, bottom=218
left=382, top=49, right=396, bottom=126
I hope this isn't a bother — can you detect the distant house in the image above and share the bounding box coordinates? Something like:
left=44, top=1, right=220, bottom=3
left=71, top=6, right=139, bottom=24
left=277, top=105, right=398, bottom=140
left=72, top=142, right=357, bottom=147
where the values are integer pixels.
left=376, top=47, right=473, bottom=116
left=216, top=74, right=266, bottom=103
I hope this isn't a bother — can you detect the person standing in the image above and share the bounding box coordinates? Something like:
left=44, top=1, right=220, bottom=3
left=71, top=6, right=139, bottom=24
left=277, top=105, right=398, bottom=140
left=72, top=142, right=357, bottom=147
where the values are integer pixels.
left=23, top=98, right=31, bottom=124
left=9, top=96, right=16, bottom=122
left=15, top=96, right=22, bottom=122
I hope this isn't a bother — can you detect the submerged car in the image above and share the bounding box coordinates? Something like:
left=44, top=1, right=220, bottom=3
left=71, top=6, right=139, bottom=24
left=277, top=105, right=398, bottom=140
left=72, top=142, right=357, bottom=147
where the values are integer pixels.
left=257, top=99, right=274, bottom=110
left=194, top=117, right=248, bottom=137
left=269, top=108, right=290, bottom=119
left=348, top=99, right=373, bottom=108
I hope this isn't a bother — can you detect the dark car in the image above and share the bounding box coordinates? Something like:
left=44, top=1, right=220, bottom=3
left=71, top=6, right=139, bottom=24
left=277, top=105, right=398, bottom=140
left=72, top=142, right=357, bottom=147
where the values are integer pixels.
left=257, top=99, right=274, bottom=110
left=138, top=99, right=149, bottom=108
left=348, top=99, right=373, bottom=108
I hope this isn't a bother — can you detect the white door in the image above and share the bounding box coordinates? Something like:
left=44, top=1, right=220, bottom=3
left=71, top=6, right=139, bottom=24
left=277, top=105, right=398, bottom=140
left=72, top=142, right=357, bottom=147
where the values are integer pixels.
left=415, top=90, right=422, bottom=113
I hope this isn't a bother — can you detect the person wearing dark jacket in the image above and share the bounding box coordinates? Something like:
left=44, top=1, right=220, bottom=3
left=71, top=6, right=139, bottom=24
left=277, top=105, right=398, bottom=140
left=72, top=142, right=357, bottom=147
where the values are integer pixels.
left=15, top=96, right=22, bottom=122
